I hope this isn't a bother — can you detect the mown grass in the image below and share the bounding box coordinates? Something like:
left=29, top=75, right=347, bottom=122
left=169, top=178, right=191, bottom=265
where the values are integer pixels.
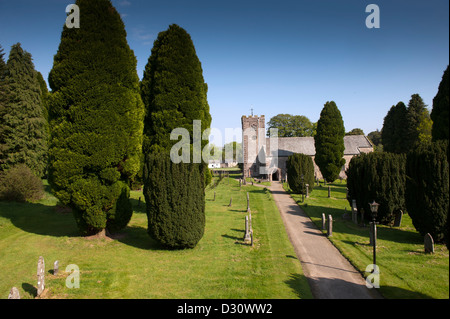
left=0, top=178, right=312, bottom=299
left=284, top=180, right=449, bottom=299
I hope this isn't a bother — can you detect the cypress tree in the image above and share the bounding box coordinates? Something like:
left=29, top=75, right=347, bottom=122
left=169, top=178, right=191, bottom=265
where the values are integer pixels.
left=144, top=150, right=205, bottom=249
left=314, top=101, right=345, bottom=182
left=48, top=0, right=144, bottom=236
left=141, top=24, right=211, bottom=155
left=404, top=94, right=431, bottom=149
left=0, top=45, right=8, bottom=160
left=286, top=153, right=314, bottom=194
left=0, top=43, right=48, bottom=177
left=381, top=102, right=408, bottom=154
left=347, top=152, right=406, bottom=225
left=141, top=24, right=211, bottom=248
left=405, top=140, right=449, bottom=242
left=431, top=65, right=449, bottom=142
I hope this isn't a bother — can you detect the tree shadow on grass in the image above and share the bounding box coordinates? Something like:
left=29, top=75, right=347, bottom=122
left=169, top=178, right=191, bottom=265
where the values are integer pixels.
left=284, top=273, right=314, bottom=299
left=0, top=201, right=80, bottom=238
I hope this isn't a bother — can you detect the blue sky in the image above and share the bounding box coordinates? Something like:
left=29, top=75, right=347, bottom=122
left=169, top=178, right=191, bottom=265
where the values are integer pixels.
left=0, top=0, right=448, bottom=145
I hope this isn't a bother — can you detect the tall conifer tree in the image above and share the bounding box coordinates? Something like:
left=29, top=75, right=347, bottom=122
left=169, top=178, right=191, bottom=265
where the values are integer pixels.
left=48, top=0, right=144, bottom=235
left=141, top=24, right=211, bottom=249
left=381, top=102, right=408, bottom=154
left=314, top=101, right=345, bottom=182
left=431, top=65, right=449, bottom=142
left=0, top=43, right=48, bottom=177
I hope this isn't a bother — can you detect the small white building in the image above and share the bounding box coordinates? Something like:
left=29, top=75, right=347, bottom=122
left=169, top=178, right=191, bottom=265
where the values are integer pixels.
left=208, top=160, right=221, bottom=169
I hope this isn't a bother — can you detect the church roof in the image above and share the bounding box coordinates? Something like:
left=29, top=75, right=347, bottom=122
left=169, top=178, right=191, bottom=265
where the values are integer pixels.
left=267, top=135, right=373, bottom=157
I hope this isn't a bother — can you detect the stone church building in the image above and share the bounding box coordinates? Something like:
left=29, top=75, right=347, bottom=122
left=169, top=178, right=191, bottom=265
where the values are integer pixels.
left=241, top=114, right=373, bottom=181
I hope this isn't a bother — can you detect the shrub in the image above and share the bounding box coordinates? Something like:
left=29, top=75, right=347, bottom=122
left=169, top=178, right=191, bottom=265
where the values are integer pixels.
left=0, top=164, right=44, bottom=202
left=405, top=140, right=449, bottom=242
left=144, top=151, right=205, bottom=249
left=346, top=152, right=406, bottom=225
left=286, top=153, right=315, bottom=194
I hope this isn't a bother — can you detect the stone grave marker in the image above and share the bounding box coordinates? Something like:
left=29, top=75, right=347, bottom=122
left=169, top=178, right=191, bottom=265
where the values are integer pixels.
left=247, top=192, right=250, bottom=212
left=322, top=213, right=326, bottom=230
left=53, top=260, right=59, bottom=275
left=327, top=215, right=333, bottom=237
left=244, top=216, right=251, bottom=244
left=393, top=210, right=403, bottom=227
left=351, top=199, right=358, bottom=224
left=328, top=186, right=331, bottom=198
left=37, top=256, right=45, bottom=297
left=424, top=233, right=434, bottom=254
left=305, top=184, right=309, bottom=198
left=8, top=287, right=20, bottom=299
left=228, top=197, right=232, bottom=207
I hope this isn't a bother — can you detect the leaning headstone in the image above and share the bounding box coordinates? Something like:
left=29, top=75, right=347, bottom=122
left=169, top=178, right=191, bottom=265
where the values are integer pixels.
left=327, top=215, right=333, bottom=237
left=37, top=256, right=45, bottom=297
left=393, top=210, right=403, bottom=227
left=321, top=213, right=326, bottom=230
left=228, top=197, right=232, bottom=207
left=424, top=233, right=434, bottom=254
left=8, top=287, right=20, bottom=299
left=53, top=260, right=59, bottom=275
left=247, top=192, right=250, bottom=212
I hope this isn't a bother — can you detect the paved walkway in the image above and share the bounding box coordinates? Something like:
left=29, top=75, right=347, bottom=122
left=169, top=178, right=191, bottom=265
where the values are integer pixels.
left=267, top=181, right=382, bottom=299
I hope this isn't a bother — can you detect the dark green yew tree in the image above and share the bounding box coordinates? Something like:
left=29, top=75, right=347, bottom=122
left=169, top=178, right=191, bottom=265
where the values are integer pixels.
left=346, top=152, right=406, bottom=225
left=141, top=24, right=211, bottom=249
left=286, top=153, right=314, bottom=195
left=431, top=65, right=449, bottom=142
left=0, top=43, right=48, bottom=177
left=381, top=102, right=408, bottom=154
left=405, top=140, right=448, bottom=242
left=48, top=0, right=144, bottom=236
left=314, top=101, right=345, bottom=182
left=144, top=150, right=205, bottom=249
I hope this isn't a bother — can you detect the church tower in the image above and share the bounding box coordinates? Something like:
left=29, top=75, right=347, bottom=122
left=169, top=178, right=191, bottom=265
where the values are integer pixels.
left=241, top=115, right=266, bottom=177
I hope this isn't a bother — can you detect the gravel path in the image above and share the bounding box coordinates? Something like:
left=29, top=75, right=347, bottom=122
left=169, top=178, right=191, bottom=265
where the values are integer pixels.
left=267, top=181, right=382, bottom=299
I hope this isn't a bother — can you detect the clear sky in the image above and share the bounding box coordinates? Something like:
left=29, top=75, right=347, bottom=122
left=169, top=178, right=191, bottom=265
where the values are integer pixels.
left=1, top=0, right=448, bottom=145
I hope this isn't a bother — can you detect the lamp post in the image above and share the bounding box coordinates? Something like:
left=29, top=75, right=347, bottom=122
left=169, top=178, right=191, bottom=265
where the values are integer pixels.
left=369, top=201, right=380, bottom=268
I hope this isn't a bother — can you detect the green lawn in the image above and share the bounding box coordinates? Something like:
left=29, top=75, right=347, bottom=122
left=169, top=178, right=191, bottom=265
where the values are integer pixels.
left=284, top=181, right=449, bottom=299
left=0, top=178, right=312, bottom=299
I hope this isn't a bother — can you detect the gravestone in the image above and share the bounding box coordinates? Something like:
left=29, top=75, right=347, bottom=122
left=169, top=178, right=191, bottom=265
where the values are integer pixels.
left=247, top=192, right=250, bottom=212
left=8, top=287, right=20, bottom=299
left=328, top=186, right=331, bottom=198
left=393, top=210, right=403, bottom=227
left=351, top=199, right=358, bottom=224
left=37, top=256, right=45, bottom=297
left=228, top=197, right=232, bottom=207
left=305, top=184, right=309, bottom=198
left=424, top=233, right=434, bottom=254
left=327, top=215, right=333, bottom=237
left=53, top=260, right=59, bottom=275
left=322, top=213, right=326, bottom=230
left=249, top=212, right=252, bottom=233
left=244, top=216, right=251, bottom=244
left=213, top=191, right=216, bottom=201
